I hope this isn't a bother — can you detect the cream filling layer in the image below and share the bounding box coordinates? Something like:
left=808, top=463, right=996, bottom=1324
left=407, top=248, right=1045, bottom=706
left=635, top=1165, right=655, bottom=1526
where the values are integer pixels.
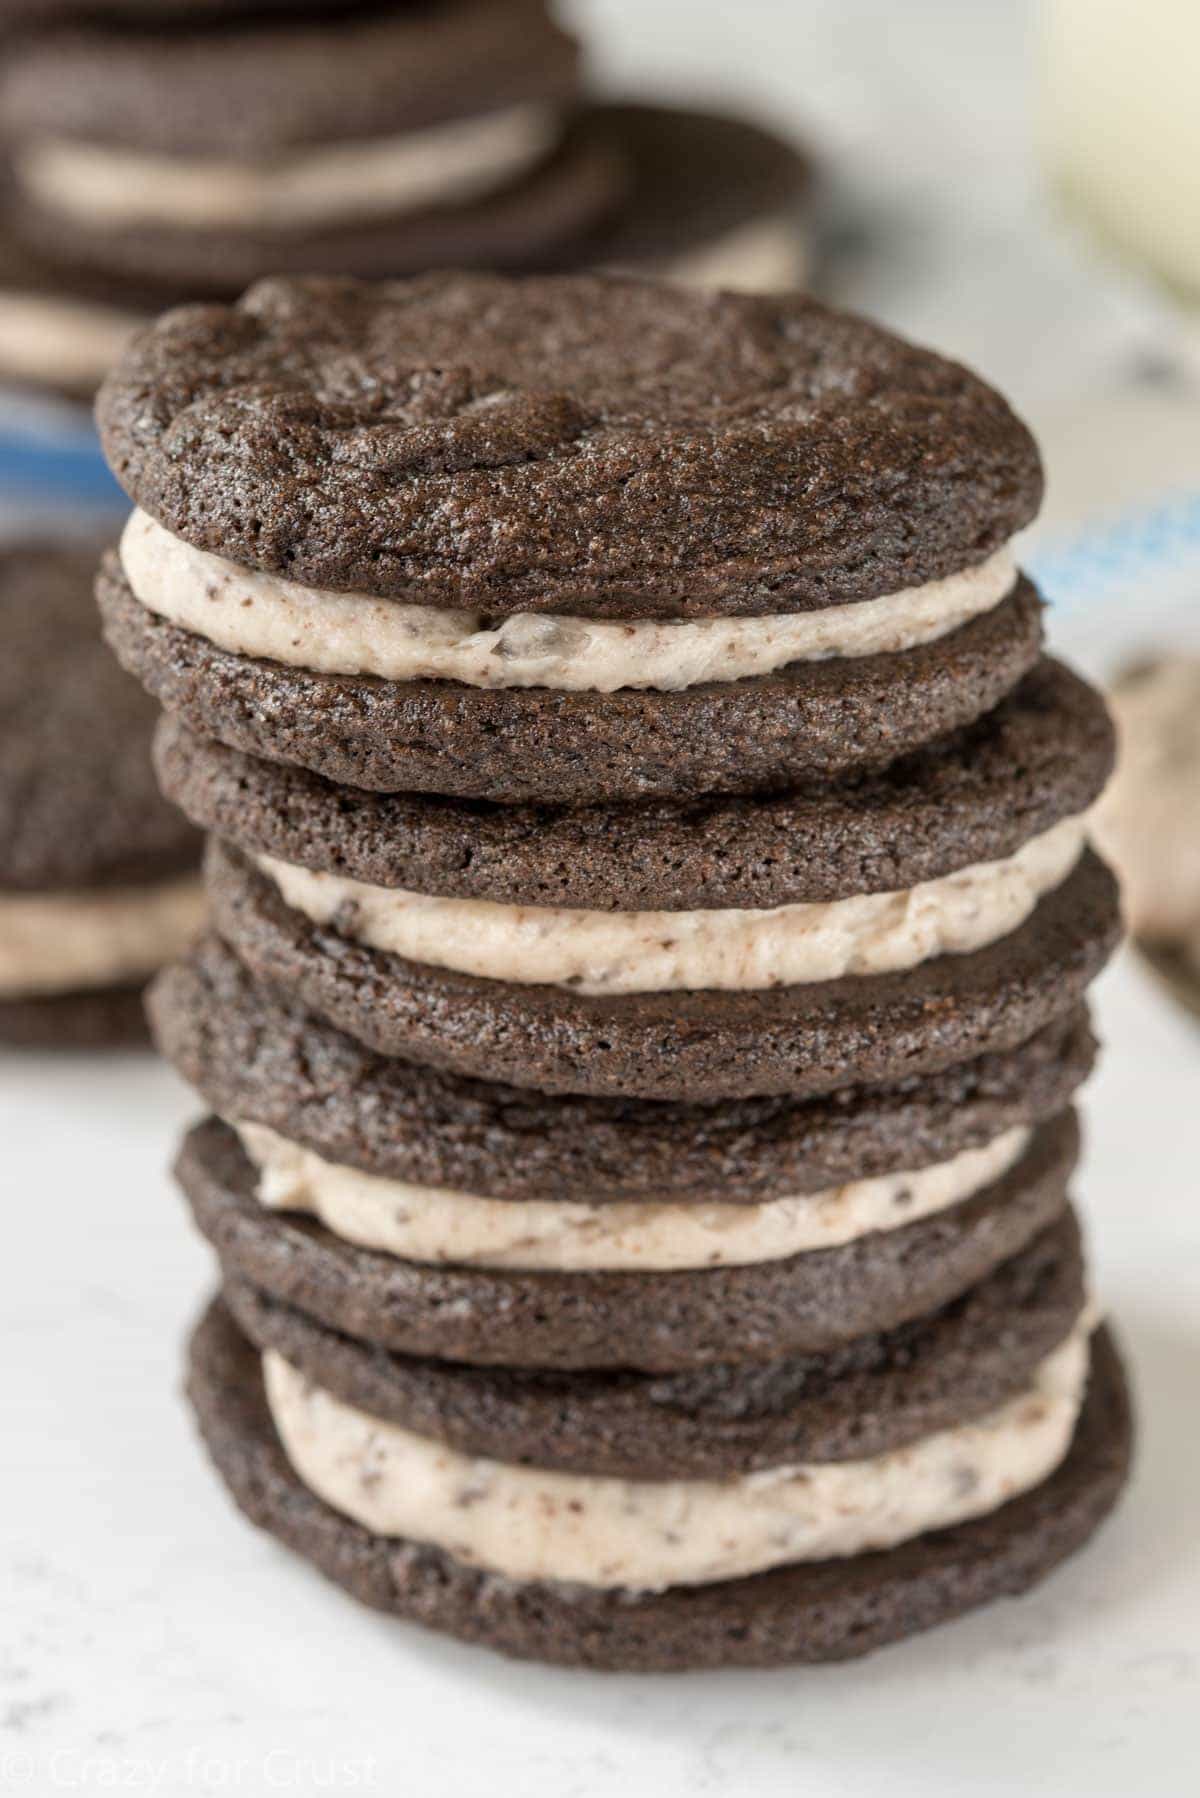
left=17, top=104, right=558, bottom=233
left=0, top=291, right=139, bottom=388
left=263, top=1321, right=1091, bottom=1592
left=0, top=875, right=204, bottom=997
left=256, top=816, right=1087, bottom=996
left=237, top=1119, right=1030, bottom=1272
left=660, top=213, right=810, bottom=293
left=118, top=511, right=1018, bottom=695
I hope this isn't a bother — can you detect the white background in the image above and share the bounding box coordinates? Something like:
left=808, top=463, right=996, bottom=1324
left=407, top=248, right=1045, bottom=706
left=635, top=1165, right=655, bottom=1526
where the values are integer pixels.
left=3, top=2, right=1199, bottom=1793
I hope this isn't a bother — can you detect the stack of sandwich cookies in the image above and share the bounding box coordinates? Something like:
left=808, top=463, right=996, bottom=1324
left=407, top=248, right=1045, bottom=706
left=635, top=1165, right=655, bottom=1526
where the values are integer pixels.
left=0, top=10, right=813, bottom=403
left=0, top=542, right=203, bottom=1047
left=0, top=0, right=607, bottom=285
left=157, top=943, right=1123, bottom=1667
left=98, top=274, right=1131, bottom=1668
left=155, top=932, right=1095, bottom=1372
left=0, top=0, right=614, bottom=294
left=0, top=0, right=622, bottom=399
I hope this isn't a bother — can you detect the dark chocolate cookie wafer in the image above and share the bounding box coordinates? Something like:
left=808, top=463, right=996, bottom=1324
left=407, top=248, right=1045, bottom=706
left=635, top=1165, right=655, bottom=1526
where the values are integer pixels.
left=205, top=839, right=1120, bottom=1101
left=101, top=557, right=1044, bottom=804
left=178, top=1111, right=1077, bottom=1370
left=96, top=273, right=1041, bottom=617
left=571, top=101, right=812, bottom=288
left=154, top=660, right=1113, bottom=908
left=150, top=935, right=1097, bottom=1203
left=187, top=1299, right=1132, bottom=1671
left=221, top=1210, right=1086, bottom=1478
left=0, top=981, right=151, bottom=1049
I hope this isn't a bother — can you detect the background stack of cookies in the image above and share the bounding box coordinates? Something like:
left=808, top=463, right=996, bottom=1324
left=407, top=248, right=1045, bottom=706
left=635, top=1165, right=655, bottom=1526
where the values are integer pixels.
left=0, top=0, right=810, bottom=405
left=0, top=541, right=203, bottom=1047
left=97, top=272, right=1131, bottom=1671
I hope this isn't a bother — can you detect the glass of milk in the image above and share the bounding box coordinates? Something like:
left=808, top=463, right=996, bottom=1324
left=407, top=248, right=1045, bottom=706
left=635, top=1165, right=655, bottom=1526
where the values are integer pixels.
left=1041, top=0, right=1200, bottom=305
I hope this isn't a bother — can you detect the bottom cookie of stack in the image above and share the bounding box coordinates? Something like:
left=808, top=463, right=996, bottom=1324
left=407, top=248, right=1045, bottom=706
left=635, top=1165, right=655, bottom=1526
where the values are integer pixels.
left=188, top=1282, right=1130, bottom=1672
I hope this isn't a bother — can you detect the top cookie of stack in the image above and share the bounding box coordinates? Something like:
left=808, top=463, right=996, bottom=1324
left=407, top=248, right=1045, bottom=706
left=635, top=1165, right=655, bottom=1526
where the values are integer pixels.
left=99, top=273, right=1120, bottom=1104
left=0, top=0, right=614, bottom=297
left=100, top=272, right=1045, bottom=805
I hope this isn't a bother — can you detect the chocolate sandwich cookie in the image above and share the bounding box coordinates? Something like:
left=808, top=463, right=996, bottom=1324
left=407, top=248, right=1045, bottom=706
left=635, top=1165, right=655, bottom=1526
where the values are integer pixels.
left=168, top=652, right=1117, bottom=1099
left=573, top=102, right=813, bottom=291
left=13, top=116, right=625, bottom=301
left=149, top=935, right=1098, bottom=1203
left=205, top=835, right=1119, bottom=1101
left=188, top=1299, right=1131, bottom=1671
left=0, top=5, right=622, bottom=294
left=100, top=555, right=1043, bottom=805
left=95, top=274, right=1043, bottom=801
left=177, top=1110, right=1078, bottom=1370
left=220, top=1211, right=1087, bottom=1478
left=154, top=659, right=1113, bottom=911
left=0, top=541, right=203, bottom=1047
